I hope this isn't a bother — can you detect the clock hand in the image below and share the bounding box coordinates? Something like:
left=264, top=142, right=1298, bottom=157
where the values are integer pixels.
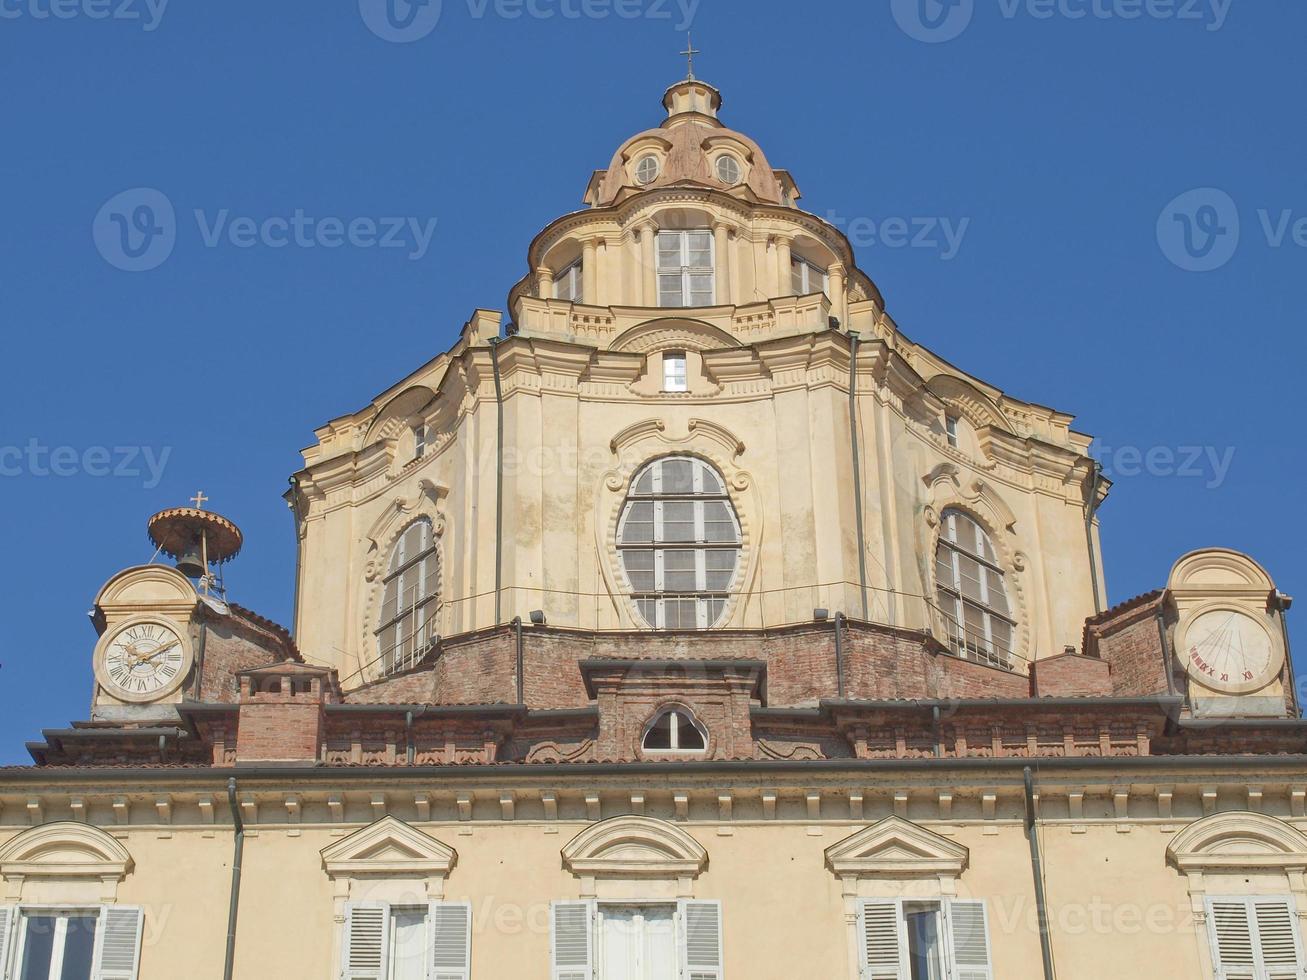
left=137, top=640, right=178, bottom=664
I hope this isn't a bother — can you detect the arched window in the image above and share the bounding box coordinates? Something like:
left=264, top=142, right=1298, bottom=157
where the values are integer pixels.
left=617, top=456, right=741, bottom=629
left=934, top=509, right=1014, bottom=668
left=642, top=707, right=707, bottom=752
left=377, top=518, right=439, bottom=675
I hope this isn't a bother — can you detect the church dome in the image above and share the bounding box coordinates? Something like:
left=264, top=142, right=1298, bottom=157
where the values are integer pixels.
left=585, top=78, right=795, bottom=209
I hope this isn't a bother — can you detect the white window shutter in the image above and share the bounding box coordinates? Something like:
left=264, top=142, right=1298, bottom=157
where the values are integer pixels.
left=342, top=903, right=389, bottom=980
left=427, top=901, right=472, bottom=980
left=91, top=905, right=145, bottom=980
left=680, top=899, right=723, bottom=980
left=1252, top=899, right=1304, bottom=978
left=857, top=901, right=908, bottom=980
left=944, top=900, right=994, bottom=980
left=551, top=901, right=594, bottom=980
left=1208, top=898, right=1260, bottom=980
left=0, top=906, right=16, bottom=980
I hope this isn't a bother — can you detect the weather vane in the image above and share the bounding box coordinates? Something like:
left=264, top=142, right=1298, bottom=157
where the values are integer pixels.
left=681, top=32, right=700, bottom=81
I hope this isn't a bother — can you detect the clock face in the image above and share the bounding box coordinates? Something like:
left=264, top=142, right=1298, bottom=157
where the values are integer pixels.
left=102, top=620, right=187, bottom=700
left=1182, top=608, right=1278, bottom=694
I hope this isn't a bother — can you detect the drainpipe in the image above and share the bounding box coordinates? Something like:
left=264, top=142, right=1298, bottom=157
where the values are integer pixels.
left=513, top=615, right=525, bottom=705
left=223, top=777, right=244, bottom=980
left=1155, top=609, right=1176, bottom=699
left=191, top=619, right=208, bottom=701
left=846, top=330, right=870, bottom=621
left=287, top=476, right=305, bottom=635
left=1024, top=767, right=1056, bottom=980
left=405, top=711, right=415, bottom=766
left=833, top=613, right=846, bottom=700
left=1084, top=462, right=1104, bottom=615
left=1274, top=593, right=1298, bottom=716
left=931, top=705, right=942, bottom=759
left=489, top=337, right=506, bottom=626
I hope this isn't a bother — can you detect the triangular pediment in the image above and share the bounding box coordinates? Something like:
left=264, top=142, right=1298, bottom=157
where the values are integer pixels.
left=825, top=816, right=969, bottom=878
left=562, top=816, right=707, bottom=880
left=321, top=816, right=456, bottom=879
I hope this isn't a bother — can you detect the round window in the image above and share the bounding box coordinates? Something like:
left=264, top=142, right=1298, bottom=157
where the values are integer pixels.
left=635, top=155, right=660, bottom=185
left=715, top=155, right=742, bottom=185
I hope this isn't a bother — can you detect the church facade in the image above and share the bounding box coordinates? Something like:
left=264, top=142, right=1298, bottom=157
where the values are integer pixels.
left=1, top=76, right=1303, bottom=980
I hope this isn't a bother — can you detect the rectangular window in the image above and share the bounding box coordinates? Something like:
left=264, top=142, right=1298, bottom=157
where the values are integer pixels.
left=342, top=902, right=471, bottom=980
left=656, top=231, right=715, bottom=308
left=858, top=899, right=992, bottom=980
left=551, top=900, right=722, bottom=980
left=553, top=262, right=583, bottom=302
left=2, top=906, right=145, bottom=980
left=790, top=256, right=828, bottom=297
left=662, top=351, right=688, bottom=392
left=1205, top=895, right=1304, bottom=979
left=944, top=414, right=959, bottom=448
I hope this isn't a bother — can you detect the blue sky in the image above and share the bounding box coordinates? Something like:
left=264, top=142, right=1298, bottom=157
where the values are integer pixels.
left=0, top=0, right=1300, bottom=762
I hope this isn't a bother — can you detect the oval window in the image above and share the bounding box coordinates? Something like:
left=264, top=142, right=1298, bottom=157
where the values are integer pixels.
left=715, top=155, right=741, bottom=185
left=635, top=155, right=660, bottom=185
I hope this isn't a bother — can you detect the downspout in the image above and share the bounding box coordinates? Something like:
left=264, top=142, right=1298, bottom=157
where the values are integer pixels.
left=405, top=711, right=415, bottom=766
left=191, top=619, right=208, bottom=701
left=489, top=337, right=505, bottom=626
left=513, top=615, right=525, bottom=705
left=931, top=705, right=942, bottom=758
left=847, top=331, right=870, bottom=621
left=833, top=613, right=846, bottom=700
left=1155, top=609, right=1176, bottom=699
left=287, top=476, right=305, bottom=635
left=1274, top=593, right=1299, bottom=716
left=223, top=777, right=244, bottom=980
left=1023, top=767, right=1056, bottom=980
left=1084, top=461, right=1104, bottom=615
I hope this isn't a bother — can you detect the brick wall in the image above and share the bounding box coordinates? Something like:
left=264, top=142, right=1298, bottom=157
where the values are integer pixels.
left=1030, top=653, right=1113, bottom=697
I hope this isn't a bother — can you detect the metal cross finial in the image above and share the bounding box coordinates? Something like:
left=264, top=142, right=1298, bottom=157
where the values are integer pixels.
left=681, top=32, right=700, bottom=80
left=190, top=491, right=209, bottom=510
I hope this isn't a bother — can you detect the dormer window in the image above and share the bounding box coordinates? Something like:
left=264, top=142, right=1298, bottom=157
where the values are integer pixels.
left=715, top=155, right=742, bottom=186
left=791, top=256, right=828, bottom=297
left=635, top=155, right=660, bottom=185
left=643, top=707, right=707, bottom=752
left=413, top=424, right=427, bottom=460
left=553, top=261, right=582, bottom=302
left=657, top=231, right=714, bottom=308
left=945, top=414, right=959, bottom=448
left=662, top=350, right=688, bottom=392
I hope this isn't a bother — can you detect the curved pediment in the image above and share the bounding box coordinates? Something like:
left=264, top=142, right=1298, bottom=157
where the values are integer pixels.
left=321, top=815, right=457, bottom=879
left=1168, top=548, right=1276, bottom=594
left=94, top=564, right=197, bottom=613
left=610, top=319, right=740, bottom=354
left=0, top=821, right=133, bottom=881
left=825, top=816, right=969, bottom=879
left=562, top=816, right=707, bottom=880
left=1167, top=811, right=1307, bottom=874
